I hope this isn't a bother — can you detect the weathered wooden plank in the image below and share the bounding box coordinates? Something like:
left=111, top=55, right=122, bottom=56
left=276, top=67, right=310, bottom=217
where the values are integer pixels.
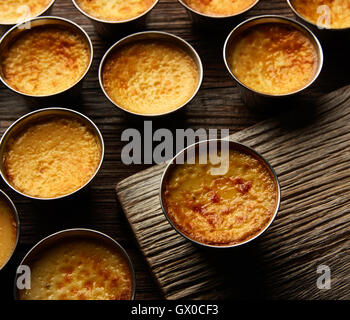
left=116, top=85, right=350, bottom=300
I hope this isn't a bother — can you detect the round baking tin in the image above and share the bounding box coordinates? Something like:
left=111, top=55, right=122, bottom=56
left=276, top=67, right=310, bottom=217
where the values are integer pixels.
left=0, top=16, right=93, bottom=101
left=99, top=30, right=203, bottom=117
left=0, top=107, right=104, bottom=201
left=71, top=0, right=159, bottom=37
left=0, top=0, right=56, bottom=26
left=223, top=15, right=324, bottom=108
left=14, top=228, right=136, bottom=300
left=0, top=189, right=20, bottom=272
left=287, top=0, right=350, bottom=34
left=177, top=0, right=260, bottom=28
left=159, top=139, right=281, bottom=249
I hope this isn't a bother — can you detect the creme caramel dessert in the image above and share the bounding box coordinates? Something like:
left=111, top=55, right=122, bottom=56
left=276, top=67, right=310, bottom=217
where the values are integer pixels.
left=0, top=196, right=17, bottom=269
left=183, top=0, right=257, bottom=17
left=1, top=26, right=90, bottom=96
left=74, top=0, right=156, bottom=21
left=3, top=116, right=102, bottom=199
left=0, top=0, right=51, bottom=24
left=163, top=149, right=278, bottom=246
left=20, top=239, right=133, bottom=300
left=291, top=0, right=350, bottom=29
left=102, top=40, right=199, bottom=115
left=227, top=23, right=318, bottom=95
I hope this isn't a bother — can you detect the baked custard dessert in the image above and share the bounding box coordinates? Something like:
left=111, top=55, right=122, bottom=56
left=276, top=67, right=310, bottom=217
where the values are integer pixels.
left=3, top=116, right=102, bottom=199
left=75, top=0, right=156, bottom=21
left=227, top=23, right=318, bottom=95
left=102, top=40, right=199, bottom=115
left=163, top=149, right=278, bottom=246
left=0, top=26, right=90, bottom=96
left=0, top=0, right=51, bottom=24
left=19, top=239, right=133, bottom=300
left=291, top=0, right=350, bottom=29
left=183, top=0, right=257, bottom=17
left=0, top=196, right=17, bottom=269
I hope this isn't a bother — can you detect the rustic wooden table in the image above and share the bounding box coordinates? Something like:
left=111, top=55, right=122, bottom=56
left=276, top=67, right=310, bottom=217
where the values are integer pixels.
left=0, top=0, right=349, bottom=300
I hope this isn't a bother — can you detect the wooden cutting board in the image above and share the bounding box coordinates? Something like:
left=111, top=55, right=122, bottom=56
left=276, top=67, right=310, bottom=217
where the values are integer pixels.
left=116, top=85, right=350, bottom=300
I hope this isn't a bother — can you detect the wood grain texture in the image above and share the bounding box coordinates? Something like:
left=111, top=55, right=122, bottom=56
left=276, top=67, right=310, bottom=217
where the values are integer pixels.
left=1, top=0, right=350, bottom=300
left=116, top=85, right=350, bottom=300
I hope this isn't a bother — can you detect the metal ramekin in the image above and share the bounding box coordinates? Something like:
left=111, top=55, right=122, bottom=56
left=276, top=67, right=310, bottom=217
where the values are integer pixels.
left=72, top=0, right=159, bottom=38
left=0, top=189, right=20, bottom=271
left=14, top=228, right=136, bottom=300
left=99, top=30, right=203, bottom=117
left=223, top=15, right=324, bottom=109
left=160, top=139, right=281, bottom=249
left=177, top=0, right=260, bottom=28
left=0, top=16, right=93, bottom=104
left=0, top=108, right=104, bottom=201
left=0, top=0, right=55, bottom=33
left=287, top=0, right=350, bottom=40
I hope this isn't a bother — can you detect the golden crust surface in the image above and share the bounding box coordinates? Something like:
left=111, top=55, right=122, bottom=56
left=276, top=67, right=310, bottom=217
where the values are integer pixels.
left=1, top=26, right=90, bottom=96
left=0, top=0, right=51, bottom=24
left=102, top=40, right=199, bottom=115
left=4, top=117, right=101, bottom=199
left=291, top=0, right=350, bottom=29
left=75, top=0, right=156, bottom=21
left=20, top=240, right=133, bottom=300
left=0, top=198, right=17, bottom=268
left=183, top=0, right=257, bottom=16
left=227, top=23, right=318, bottom=95
left=164, top=150, right=277, bottom=246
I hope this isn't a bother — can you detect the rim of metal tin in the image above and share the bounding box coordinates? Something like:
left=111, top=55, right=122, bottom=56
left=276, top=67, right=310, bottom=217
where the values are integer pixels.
left=223, top=15, right=324, bottom=98
left=71, top=0, right=159, bottom=24
left=98, top=30, right=203, bottom=117
left=159, top=139, right=281, bottom=249
left=177, top=0, right=260, bottom=19
left=0, top=16, right=93, bottom=98
left=0, top=0, right=56, bottom=26
left=287, top=0, right=350, bottom=32
left=0, top=189, right=20, bottom=271
left=14, top=228, right=136, bottom=300
left=0, top=107, right=105, bottom=201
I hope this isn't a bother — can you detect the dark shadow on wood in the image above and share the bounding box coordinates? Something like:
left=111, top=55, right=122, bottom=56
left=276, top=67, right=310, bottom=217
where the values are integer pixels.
left=193, top=240, right=270, bottom=300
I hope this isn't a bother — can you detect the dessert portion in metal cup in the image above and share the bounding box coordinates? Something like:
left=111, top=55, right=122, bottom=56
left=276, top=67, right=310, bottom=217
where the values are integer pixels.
left=71, top=0, right=159, bottom=36
left=99, top=31, right=203, bottom=116
left=15, top=229, right=136, bottom=300
left=73, top=0, right=158, bottom=23
left=179, top=0, right=259, bottom=17
left=0, top=190, right=19, bottom=271
left=0, top=0, right=55, bottom=25
left=223, top=16, right=323, bottom=107
left=0, top=16, right=93, bottom=99
left=0, top=108, right=104, bottom=200
left=177, top=0, right=260, bottom=26
left=288, top=0, right=350, bottom=31
left=160, top=139, right=281, bottom=249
